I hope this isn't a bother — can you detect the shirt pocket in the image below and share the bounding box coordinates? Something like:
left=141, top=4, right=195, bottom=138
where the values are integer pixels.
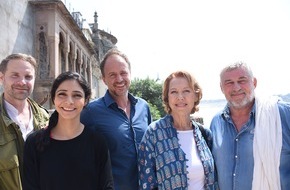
left=0, top=133, right=22, bottom=190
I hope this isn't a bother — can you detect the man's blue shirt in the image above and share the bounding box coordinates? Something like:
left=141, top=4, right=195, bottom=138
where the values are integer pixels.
left=210, top=100, right=290, bottom=190
left=81, top=90, right=152, bottom=190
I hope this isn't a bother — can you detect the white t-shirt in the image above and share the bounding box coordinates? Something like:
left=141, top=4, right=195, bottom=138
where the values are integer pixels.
left=177, top=130, right=205, bottom=190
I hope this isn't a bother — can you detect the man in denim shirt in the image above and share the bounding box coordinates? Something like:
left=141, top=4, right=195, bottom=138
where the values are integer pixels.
left=81, top=48, right=152, bottom=190
left=210, top=62, right=290, bottom=190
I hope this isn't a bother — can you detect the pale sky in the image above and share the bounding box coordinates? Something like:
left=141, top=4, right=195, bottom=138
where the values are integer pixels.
left=67, top=0, right=290, bottom=100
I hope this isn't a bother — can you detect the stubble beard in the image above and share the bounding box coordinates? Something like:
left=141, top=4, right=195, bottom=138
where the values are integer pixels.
left=10, top=86, right=31, bottom=101
left=112, top=81, right=129, bottom=97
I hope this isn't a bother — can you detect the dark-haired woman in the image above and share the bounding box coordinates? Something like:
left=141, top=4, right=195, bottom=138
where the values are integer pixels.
left=23, top=71, right=114, bottom=190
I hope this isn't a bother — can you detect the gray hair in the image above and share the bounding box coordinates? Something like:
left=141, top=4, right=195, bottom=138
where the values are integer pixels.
left=220, top=61, right=254, bottom=80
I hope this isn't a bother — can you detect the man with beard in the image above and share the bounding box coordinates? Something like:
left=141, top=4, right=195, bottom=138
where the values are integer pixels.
left=210, top=61, right=290, bottom=190
left=81, top=48, right=152, bottom=190
left=0, top=53, right=49, bottom=190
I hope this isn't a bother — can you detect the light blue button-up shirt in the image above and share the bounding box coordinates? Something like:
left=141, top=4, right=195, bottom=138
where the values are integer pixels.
left=210, top=100, right=290, bottom=190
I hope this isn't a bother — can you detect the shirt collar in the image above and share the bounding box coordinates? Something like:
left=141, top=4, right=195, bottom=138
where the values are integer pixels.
left=4, top=99, right=33, bottom=140
left=104, top=90, right=138, bottom=108
left=221, top=100, right=256, bottom=121
left=4, top=99, right=19, bottom=118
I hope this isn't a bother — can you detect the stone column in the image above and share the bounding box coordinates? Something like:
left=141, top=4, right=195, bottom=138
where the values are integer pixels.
left=48, top=35, right=59, bottom=78
left=87, top=58, right=93, bottom=92
left=64, top=47, right=69, bottom=71
left=72, top=52, right=76, bottom=72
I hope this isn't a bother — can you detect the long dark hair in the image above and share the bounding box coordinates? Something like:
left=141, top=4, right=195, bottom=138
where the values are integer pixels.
left=36, top=71, right=91, bottom=151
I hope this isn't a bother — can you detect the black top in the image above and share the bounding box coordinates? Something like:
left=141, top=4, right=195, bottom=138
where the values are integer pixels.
left=23, top=126, right=114, bottom=190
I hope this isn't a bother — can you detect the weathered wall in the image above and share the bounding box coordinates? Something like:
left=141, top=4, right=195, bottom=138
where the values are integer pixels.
left=0, top=0, right=116, bottom=103
left=0, top=0, right=35, bottom=93
left=0, top=0, right=35, bottom=60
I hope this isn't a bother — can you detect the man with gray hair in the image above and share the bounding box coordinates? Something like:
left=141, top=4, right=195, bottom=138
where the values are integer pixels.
left=210, top=61, right=290, bottom=190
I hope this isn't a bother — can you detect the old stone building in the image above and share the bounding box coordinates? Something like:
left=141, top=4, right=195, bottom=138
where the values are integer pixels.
left=0, top=0, right=117, bottom=109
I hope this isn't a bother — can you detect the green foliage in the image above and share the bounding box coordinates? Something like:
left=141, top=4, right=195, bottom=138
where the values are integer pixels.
left=130, top=77, right=165, bottom=121
left=147, top=102, right=161, bottom=121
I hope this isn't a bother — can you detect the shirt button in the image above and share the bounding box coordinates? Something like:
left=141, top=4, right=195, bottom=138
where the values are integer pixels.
left=235, top=155, right=238, bottom=159
left=233, top=173, right=236, bottom=177
left=235, top=138, right=238, bottom=142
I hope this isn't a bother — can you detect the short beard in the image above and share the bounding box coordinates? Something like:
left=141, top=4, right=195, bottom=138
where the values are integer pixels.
left=229, top=91, right=255, bottom=109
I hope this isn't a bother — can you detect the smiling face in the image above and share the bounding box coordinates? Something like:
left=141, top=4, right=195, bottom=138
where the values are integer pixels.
left=102, top=54, right=131, bottom=98
left=53, top=79, right=86, bottom=120
left=220, top=66, right=257, bottom=109
left=0, top=59, right=35, bottom=104
left=168, top=77, right=197, bottom=116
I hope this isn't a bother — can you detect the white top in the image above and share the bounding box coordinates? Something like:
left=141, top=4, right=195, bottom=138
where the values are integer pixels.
left=177, top=130, right=205, bottom=190
left=4, top=100, right=33, bottom=141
